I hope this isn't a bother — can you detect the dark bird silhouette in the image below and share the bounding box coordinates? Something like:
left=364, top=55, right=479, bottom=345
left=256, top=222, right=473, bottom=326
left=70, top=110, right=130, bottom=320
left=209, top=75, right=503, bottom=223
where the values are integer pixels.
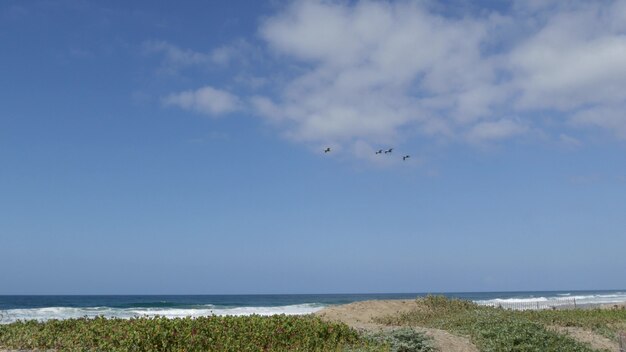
left=403, top=155, right=410, bottom=161
left=324, top=147, right=331, bottom=153
left=384, top=148, right=393, bottom=154
left=375, top=149, right=383, bottom=154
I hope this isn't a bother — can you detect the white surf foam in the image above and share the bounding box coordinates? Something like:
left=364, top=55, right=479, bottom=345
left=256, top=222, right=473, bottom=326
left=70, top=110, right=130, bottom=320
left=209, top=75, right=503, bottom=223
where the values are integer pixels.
left=475, top=292, right=626, bottom=308
left=0, top=304, right=325, bottom=324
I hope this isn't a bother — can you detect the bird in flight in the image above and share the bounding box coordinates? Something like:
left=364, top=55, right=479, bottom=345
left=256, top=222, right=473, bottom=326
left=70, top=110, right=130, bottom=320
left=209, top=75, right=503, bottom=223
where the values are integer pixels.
left=384, top=148, right=393, bottom=154
left=403, top=155, right=410, bottom=161
left=375, top=149, right=383, bottom=154
left=324, top=147, right=331, bottom=153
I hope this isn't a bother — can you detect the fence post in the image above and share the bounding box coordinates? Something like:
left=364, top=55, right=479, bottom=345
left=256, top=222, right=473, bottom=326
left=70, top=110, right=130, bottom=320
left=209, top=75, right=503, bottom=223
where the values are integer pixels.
left=536, top=301, right=539, bottom=310
left=573, top=298, right=576, bottom=309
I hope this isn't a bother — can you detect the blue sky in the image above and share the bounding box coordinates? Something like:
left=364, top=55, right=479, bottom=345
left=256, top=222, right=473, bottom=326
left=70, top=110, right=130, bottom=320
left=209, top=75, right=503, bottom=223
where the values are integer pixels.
left=1, top=0, right=625, bottom=294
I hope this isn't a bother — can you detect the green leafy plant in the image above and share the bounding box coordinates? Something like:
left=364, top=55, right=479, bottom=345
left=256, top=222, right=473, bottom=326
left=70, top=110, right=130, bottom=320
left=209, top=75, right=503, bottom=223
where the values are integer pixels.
left=365, top=328, right=435, bottom=352
left=0, top=314, right=386, bottom=352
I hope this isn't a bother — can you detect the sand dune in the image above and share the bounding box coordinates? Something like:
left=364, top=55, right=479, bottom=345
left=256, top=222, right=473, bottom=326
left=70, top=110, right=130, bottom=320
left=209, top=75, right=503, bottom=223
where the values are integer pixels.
left=315, top=300, right=478, bottom=352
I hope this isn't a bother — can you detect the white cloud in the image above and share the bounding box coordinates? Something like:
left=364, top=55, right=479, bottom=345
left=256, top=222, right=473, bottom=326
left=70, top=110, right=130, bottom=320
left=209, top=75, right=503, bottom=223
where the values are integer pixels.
left=163, top=86, right=241, bottom=116
left=251, top=0, right=626, bottom=149
left=156, top=0, right=626, bottom=156
left=253, top=0, right=503, bottom=151
left=509, top=2, right=626, bottom=110
left=466, top=119, right=528, bottom=143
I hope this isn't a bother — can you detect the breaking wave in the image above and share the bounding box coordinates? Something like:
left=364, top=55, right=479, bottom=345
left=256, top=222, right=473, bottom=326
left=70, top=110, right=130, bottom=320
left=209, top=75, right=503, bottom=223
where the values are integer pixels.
left=0, top=304, right=325, bottom=324
left=476, top=292, right=626, bottom=307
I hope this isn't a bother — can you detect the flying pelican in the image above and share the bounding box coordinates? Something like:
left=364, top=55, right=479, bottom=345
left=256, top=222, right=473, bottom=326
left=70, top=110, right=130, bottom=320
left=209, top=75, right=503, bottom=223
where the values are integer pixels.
left=324, top=147, right=331, bottom=153
left=375, top=149, right=383, bottom=154
left=384, top=148, right=393, bottom=154
left=403, top=155, right=410, bottom=161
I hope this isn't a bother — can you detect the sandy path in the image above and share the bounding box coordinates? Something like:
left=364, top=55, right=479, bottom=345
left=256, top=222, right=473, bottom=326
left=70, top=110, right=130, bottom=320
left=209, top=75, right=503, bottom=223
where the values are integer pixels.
left=315, top=300, right=478, bottom=352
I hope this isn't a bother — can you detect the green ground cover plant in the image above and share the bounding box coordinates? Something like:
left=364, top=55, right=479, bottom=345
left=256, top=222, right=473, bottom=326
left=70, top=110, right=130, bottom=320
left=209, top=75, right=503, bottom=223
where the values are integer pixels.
left=520, top=306, right=626, bottom=340
left=0, top=314, right=386, bottom=352
left=375, top=296, right=625, bottom=352
left=363, top=328, right=435, bottom=352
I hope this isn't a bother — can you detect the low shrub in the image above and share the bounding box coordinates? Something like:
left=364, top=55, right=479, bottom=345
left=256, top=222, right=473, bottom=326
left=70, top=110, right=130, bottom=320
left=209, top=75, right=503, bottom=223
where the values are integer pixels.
left=365, top=328, right=435, bottom=352
left=0, top=314, right=383, bottom=352
left=375, top=296, right=605, bottom=352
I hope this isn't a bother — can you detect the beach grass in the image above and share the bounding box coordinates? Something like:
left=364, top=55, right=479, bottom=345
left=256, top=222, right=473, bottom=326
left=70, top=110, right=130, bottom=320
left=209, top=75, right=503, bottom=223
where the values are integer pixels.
left=0, top=314, right=390, bottom=352
left=519, top=307, right=626, bottom=340
left=375, top=295, right=626, bottom=352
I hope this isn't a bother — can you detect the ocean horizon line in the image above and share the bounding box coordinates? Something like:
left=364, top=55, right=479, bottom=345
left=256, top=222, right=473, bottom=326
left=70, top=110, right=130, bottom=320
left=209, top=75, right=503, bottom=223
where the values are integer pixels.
left=2, top=289, right=625, bottom=296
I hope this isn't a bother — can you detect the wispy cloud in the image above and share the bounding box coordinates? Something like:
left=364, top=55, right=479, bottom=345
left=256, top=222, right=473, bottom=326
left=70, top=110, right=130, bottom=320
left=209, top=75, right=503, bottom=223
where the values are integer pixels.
left=143, top=41, right=212, bottom=75
left=558, top=134, right=582, bottom=148
left=571, top=106, right=626, bottom=140
left=466, top=119, right=528, bottom=144
left=143, top=39, right=255, bottom=75
left=209, top=39, right=257, bottom=66
left=163, top=86, right=241, bottom=116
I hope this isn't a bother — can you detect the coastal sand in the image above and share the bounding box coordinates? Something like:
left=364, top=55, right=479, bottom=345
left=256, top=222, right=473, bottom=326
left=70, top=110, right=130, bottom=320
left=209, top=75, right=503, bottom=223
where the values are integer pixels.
left=316, top=299, right=626, bottom=352
left=315, top=299, right=479, bottom=352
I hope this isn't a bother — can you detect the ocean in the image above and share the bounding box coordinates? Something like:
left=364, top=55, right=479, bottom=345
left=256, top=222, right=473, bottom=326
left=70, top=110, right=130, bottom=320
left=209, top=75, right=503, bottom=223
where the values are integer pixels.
left=1, top=290, right=625, bottom=324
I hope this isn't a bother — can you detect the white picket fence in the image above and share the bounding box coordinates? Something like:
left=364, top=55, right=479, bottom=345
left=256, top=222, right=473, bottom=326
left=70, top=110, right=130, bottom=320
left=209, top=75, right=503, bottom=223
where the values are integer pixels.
left=478, top=298, right=577, bottom=310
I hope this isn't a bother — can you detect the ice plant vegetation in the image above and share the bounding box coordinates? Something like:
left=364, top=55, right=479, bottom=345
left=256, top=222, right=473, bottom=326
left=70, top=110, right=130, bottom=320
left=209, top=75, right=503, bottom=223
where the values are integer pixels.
left=0, top=314, right=383, bottom=351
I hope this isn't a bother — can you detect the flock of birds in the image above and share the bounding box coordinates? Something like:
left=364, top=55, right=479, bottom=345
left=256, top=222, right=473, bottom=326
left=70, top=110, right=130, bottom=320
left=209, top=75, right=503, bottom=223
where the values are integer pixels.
left=324, top=147, right=410, bottom=161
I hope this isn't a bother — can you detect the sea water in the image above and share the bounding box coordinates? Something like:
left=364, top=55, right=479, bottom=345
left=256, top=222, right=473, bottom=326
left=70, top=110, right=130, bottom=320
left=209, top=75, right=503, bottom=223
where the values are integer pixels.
left=1, top=290, right=625, bottom=324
